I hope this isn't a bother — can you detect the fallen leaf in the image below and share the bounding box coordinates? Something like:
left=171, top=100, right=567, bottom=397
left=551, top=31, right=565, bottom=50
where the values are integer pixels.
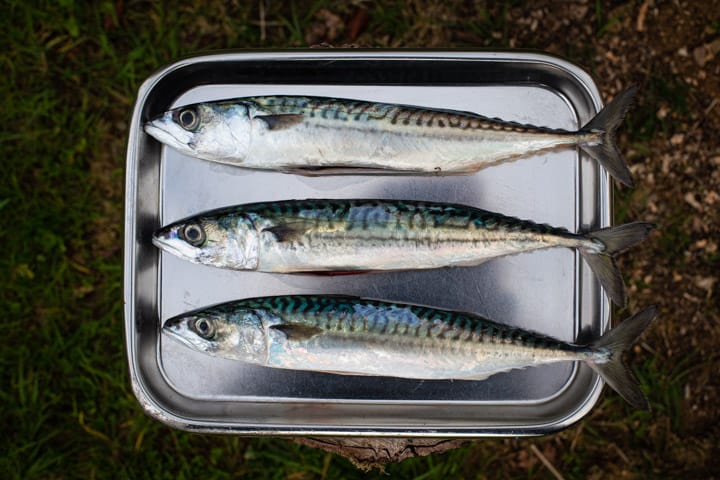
left=684, top=192, right=702, bottom=211
left=694, top=276, right=716, bottom=298
left=347, top=7, right=369, bottom=41
left=637, top=1, right=649, bottom=32
left=318, top=9, right=343, bottom=42
left=693, top=44, right=707, bottom=67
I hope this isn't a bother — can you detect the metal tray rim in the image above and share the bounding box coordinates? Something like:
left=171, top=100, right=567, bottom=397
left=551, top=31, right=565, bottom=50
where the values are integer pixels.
left=124, top=49, right=611, bottom=437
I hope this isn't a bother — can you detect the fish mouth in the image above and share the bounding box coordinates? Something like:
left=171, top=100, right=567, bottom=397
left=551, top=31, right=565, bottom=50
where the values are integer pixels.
left=143, top=118, right=194, bottom=153
left=162, top=316, right=217, bottom=354
left=152, top=230, right=177, bottom=253
left=152, top=227, right=198, bottom=261
left=151, top=231, right=177, bottom=253
left=161, top=317, right=196, bottom=349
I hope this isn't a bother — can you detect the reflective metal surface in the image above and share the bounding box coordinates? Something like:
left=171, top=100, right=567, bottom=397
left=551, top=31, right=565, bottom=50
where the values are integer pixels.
left=124, top=51, right=611, bottom=436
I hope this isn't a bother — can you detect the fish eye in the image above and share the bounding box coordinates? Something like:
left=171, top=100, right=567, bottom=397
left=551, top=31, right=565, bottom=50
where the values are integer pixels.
left=176, top=107, right=200, bottom=131
left=180, top=223, right=206, bottom=247
left=193, top=318, right=216, bottom=339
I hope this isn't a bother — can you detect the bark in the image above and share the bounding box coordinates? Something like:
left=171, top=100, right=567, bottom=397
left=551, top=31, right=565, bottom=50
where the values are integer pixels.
left=293, top=437, right=470, bottom=471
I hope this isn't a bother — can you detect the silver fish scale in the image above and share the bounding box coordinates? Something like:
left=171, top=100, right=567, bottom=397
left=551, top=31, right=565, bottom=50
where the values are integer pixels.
left=248, top=96, right=571, bottom=135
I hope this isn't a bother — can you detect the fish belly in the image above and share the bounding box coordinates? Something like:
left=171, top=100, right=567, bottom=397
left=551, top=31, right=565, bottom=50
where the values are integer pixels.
left=256, top=229, right=562, bottom=272
left=265, top=333, right=574, bottom=380
left=245, top=122, right=575, bottom=172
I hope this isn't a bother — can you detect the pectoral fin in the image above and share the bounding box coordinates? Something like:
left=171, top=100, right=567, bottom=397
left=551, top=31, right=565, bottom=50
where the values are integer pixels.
left=256, top=114, right=304, bottom=130
left=262, top=223, right=310, bottom=242
left=270, top=324, right=324, bottom=341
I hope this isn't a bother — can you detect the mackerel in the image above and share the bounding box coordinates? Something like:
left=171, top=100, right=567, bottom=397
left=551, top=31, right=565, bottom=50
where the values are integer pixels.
left=163, top=295, right=656, bottom=409
left=153, top=199, right=655, bottom=306
left=144, top=88, right=637, bottom=186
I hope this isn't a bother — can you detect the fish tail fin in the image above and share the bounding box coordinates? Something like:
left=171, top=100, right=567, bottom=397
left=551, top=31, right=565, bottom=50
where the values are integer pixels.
left=579, top=222, right=656, bottom=306
left=586, top=306, right=657, bottom=410
left=578, top=86, right=637, bottom=187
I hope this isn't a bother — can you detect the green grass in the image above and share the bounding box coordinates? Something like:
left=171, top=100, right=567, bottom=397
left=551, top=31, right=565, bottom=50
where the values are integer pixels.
left=1, top=1, right=714, bottom=478
left=628, top=72, right=690, bottom=143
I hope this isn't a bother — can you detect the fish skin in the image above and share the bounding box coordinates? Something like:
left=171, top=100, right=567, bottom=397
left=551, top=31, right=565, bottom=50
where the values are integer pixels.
left=144, top=88, right=637, bottom=185
left=163, top=295, right=656, bottom=409
left=152, top=199, right=655, bottom=306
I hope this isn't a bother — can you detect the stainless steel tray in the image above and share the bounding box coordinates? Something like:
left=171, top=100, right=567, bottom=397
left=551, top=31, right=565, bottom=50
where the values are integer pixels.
left=124, top=50, right=612, bottom=436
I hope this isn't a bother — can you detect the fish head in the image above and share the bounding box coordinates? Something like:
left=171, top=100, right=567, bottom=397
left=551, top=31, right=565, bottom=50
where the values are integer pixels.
left=144, top=102, right=253, bottom=163
left=152, top=214, right=259, bottom=270
left=163, top=308, right=267, bottom=363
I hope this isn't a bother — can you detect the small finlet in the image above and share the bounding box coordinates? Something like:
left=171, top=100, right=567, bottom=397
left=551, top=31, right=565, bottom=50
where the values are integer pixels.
left=303, top=270, right=373, bottom=276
